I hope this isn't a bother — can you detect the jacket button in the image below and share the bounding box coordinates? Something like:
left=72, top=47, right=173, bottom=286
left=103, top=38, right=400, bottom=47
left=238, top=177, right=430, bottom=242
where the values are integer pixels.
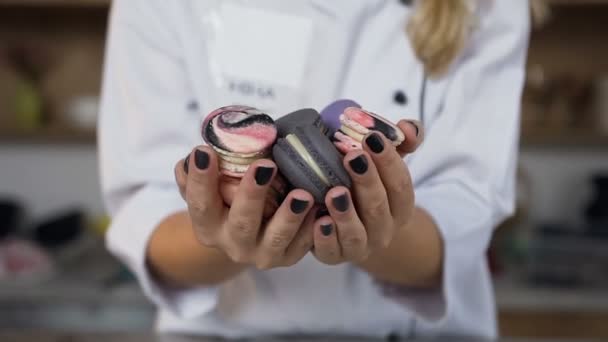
left=394, top=90, right=408, bottom=105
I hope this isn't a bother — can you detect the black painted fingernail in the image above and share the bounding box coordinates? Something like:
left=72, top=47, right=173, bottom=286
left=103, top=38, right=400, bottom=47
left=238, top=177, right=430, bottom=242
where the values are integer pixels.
left=365, top=133, right=384, bottom=153
left=332, top=193, right=349, bottom=212
left=409, top=121, right=420, bottom=137
left=321, top=224, right=333, bottom=236
left=290, top=198, right=309, bottom=214
left=183, top=153, right=191, bottom=174
left=316, top=207, right=329, bottom=219
left=194, top=150, right=209, bottom=170
left=349, top=155, right=368, bottom=175
left=255, top=166, right=274, bottom=186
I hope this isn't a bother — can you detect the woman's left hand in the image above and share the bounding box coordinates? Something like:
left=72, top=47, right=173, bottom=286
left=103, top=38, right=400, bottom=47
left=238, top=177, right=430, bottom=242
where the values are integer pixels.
left=312, top=120, right=423, bottom=265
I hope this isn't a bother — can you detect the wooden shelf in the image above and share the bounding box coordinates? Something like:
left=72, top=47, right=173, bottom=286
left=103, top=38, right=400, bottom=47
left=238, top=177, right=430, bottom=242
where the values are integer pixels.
left=0, top=127, right=96, bottom=144
left=0, top=0, right=110, bottom=8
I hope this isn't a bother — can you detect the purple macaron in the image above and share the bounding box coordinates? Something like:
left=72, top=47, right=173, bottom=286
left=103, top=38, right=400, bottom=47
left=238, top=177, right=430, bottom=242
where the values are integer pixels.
left=319, top=99, right=362, bottom=132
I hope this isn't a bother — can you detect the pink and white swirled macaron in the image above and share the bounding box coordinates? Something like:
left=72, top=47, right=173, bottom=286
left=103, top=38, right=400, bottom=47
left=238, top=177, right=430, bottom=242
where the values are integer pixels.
left=202, top=105, right=278, bottom=178
left=333, top=107, right=405, bottom=154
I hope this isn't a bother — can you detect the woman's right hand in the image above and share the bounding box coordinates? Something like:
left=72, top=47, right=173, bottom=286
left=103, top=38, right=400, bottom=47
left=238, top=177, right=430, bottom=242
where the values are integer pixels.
left=174, top=146, right=315, bottom=270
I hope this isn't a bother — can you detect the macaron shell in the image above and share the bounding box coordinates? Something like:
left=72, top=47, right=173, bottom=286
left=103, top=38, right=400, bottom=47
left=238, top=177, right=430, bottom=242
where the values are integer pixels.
left=275, top=108, right=328, bottom=137
left=320, top=99, right=361, bottom=132
left=202, top=105, right=277, bottom=155
left=273, top=139, right=328, bottom=203
left=294, top=125, right=351, bottom=190
left=342, top=107, right=405, bottom=145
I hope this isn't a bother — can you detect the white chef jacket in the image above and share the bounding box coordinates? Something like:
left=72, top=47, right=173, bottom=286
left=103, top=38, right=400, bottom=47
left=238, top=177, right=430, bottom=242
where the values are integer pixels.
left=99, top=0, right=529, bottom=339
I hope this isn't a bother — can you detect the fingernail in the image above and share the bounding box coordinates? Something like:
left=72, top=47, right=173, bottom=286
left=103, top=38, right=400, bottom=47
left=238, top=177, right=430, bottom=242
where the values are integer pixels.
left=194, top=150, right=209, bottom=170
left=255, top=166, right=274, bottom=186
left=183, top=153, right=191, bottom=174
left=408, top=120, right=420, bottom=137
left=290, top=198, right=309, bottom=214
left=321, top=224, right=333, bottom=236
left=365, top=133, right=384, bottom=153
left=315, top=207, right=329, bottom=219
left=332, top=193, right=349, bottom=212
left=349, top=154, right=368, bottom=175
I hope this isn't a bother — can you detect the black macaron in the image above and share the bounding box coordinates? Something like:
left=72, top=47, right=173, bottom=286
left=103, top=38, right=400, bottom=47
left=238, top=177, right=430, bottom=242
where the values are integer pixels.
left=275, top=108, right=331, bottom=138
left=273, top=125, right=351, bottom=203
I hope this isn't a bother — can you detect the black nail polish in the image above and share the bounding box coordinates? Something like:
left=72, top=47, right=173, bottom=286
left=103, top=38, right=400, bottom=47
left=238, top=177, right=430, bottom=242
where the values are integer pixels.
left=365, top=133, right=384, bottom=154
left=194, top=150, right=209, bottom=170
left=290, top=198, right=309, bottom=214
left=315, top=207, right=329, bottom=219
left=321, top=224, right=333, bottom=236
left=409, top=121, right=420, bottom=137
left=349, top=155, right=368, bottom=175
left=183, top=153, right=191, bottom=174
left=332, top=193, right=349, bottom=212
left=255, top=166, right=274, bottom=186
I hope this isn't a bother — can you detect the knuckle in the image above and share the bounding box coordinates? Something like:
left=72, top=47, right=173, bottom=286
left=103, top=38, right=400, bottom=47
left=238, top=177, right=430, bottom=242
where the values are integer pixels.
left=341, top=234, right=366, bottom=250
left=364, top=200, right=387, bottom=219
left=369, top=234, right=392, bottom=251
left=230, top=218, right=256, bottom=238
left=188, top=197, right=211, bottom=217
left=297, top=238, right=313, bottom=253
left=268, top=229, right=294, bottom=249
left=375, top=153, right=394, bottom=169
left=394, top=176, right=413, bottom=196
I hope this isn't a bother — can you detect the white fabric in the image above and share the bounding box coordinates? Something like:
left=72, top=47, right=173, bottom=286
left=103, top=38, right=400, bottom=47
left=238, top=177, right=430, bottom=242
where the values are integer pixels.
left=99, top=0, right=530, bottom=339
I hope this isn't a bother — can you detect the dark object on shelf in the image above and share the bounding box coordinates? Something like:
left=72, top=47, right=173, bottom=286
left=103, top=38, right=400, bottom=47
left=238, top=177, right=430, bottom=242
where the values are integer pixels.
left=0, top=198, right=23, bottom=240
left=32, top=210, right=84, bottom=248
left=526, top=222, right=608, bottom=289
left=585, top=174, right=608, bottom=222
left=537, top=223, right=580, bottom=237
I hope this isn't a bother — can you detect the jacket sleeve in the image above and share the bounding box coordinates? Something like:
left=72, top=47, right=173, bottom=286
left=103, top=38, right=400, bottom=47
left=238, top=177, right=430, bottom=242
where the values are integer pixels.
left=385, top=0, right=530, bottom=338
left=99, top=0, right=219, bottom=319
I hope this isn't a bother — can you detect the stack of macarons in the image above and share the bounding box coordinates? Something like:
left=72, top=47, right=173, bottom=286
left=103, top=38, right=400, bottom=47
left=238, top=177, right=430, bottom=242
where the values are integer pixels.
left=201, top=105, right=285, bottom=213
left=273, top=109, right=351, bottom=203
left=201, top=100, right=405, bottom=206
left=202, top=105, right=277, bottom=178
left=322, top=101, right=405, bottom=154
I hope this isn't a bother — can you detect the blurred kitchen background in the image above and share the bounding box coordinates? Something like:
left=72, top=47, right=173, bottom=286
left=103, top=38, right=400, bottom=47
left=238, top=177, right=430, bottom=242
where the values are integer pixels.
left=0, top=0, right=607, bottom=340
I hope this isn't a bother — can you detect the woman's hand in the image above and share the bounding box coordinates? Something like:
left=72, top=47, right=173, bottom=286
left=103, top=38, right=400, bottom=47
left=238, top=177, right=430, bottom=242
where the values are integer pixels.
left=312, top=120, right=424, bottom=265
left=175, top=147, right=315, bottom=270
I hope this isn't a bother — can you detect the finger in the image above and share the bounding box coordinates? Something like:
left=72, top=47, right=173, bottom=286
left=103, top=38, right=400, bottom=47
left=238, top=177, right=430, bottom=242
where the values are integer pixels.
left=343, top=151, right=393, bottom=250
left=257, top=189, right=313, bottom=269
left=284, top=204, right=316, bottom=264
left=396, top=119, right=424, bottom=157
left=312, top=216, right=341, bottom=265
left=325, top=187, right=368, bottom=262
left=220, top=176, right=278, bottom=219
left=363, top=132, right=415, bottom=224
left=174, top=152, right=190, bottom=200
left=219, top=176, right=240, bottom=207
left=185, top=146, right=225, bottom=244
left=225, top=159, right=277, bottom=255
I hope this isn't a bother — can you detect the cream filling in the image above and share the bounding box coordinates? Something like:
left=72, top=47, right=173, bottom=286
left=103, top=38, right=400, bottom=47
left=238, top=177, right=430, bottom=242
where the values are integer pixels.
left=339, top=125, right=366, bottom=142
left=286, top=134, right=330, bottom=186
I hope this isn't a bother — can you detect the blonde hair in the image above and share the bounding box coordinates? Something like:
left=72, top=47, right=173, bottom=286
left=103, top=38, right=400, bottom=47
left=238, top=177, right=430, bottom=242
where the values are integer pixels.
left=408, top=0, right=547, bottom=78
left=407, top=0, right=475, bottom=78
